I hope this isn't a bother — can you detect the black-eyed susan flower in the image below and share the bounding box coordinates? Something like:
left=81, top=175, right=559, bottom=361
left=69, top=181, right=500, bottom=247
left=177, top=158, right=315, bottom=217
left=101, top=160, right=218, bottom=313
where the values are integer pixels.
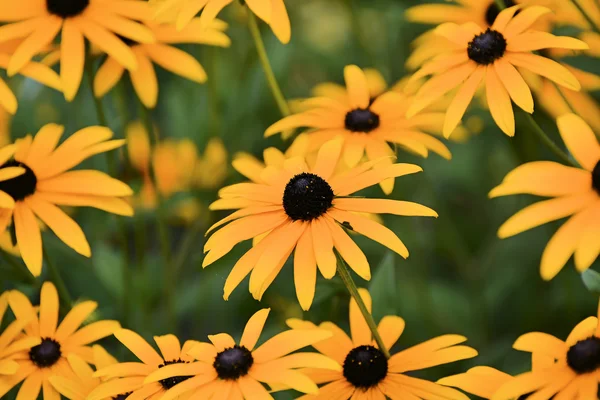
left=151, top=0, right=291, bottom=43
left=0, top=123, right=133, bottom=276
left=94, top=18, right=230, bottom=108
left=287, top=288, right=477, bottom=399
left=492, top=301, right=600, bottom=399
left=0, top=282, right=120, bottom=399
left=407, top=6, right=588, bottom=137
left=88, top=329, right=201, bottom=399
left=140, top=308, right=339, bottom=399
left=490, top=114, right=600, bottom=280
left=0, top=0, right=155, bottom=101
left=266, top=65, right=451, bottom=194
left=439, top=366, right=514, bottom=399
left=204, top=137, right=437, bottom=310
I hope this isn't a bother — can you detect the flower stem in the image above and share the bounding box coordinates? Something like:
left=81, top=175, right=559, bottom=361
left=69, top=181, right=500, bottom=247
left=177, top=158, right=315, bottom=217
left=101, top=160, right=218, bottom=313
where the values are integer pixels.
left=43, top=247, right=72, bottom=308
left=247, top=11, right=290, bottom=117
left=336, top=253, right=391, bottom=359
left=493, top=0, right=506, bottom=10
left=570, top=0, right=600, bottom=35
left=522, top=112, right=577, bottom=167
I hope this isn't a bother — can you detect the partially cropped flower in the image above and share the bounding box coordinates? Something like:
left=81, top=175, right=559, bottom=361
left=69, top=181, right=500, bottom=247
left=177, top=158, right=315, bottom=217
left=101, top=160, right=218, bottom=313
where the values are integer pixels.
left=407, top=6, right=588, bottom=137
left=0, top=0, right=155, bottom=101
left=141, top=308, right=339, bottom=399
left=267, top=65, right=451, bottom=194
left=94, top=18, right=230, bottom=108
left=204, top=137, right=437, bottom=310
left=151, top=0, right=291, bottom=43
left=193, top=136, right=229, bottom=190
left=0, top=282, right=120, bottom=399
left=490, top=114, right=600, bottom=280
left=287, top=289, right=477, bottom=399
left=0, top=124, right=133, bottom=276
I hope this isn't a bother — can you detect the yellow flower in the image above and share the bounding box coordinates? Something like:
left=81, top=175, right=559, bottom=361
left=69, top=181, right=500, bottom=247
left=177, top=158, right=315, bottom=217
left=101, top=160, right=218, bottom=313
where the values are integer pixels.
left=287, top=289, right=478, bottom=399
left=0, top=123, right=133, bottom=276
left=140, top=308, right=339, bottom=399
left=204, top=137, right=437, bottom=310
left=0, top=282, right=120, bottom=399
left=94, top=18, right=230, bottom=109
left=151, top=0, right=291, bottom=44
left=407, top=6, right=588, bottom=137
left=438, top=366, right=513, bottom=399
left=266, top=65, right=452, bottom=195
left=0, top=0, right=155, bottom=101
left=194, top=137, right=229, bottom=190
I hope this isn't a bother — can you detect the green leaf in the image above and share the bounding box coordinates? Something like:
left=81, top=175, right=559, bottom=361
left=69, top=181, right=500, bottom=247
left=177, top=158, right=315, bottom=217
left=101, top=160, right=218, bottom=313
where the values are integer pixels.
left=91, top=243, right=124, bottom=300
left=582, top=269, right=600, bottom=293
left=369, top=251, right=396, bottom=320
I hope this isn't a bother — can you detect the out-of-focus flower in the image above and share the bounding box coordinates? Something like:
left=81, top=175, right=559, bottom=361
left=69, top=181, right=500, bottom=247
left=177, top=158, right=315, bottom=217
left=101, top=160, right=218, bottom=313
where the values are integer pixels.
left=194, top=137, right=228, bottom=190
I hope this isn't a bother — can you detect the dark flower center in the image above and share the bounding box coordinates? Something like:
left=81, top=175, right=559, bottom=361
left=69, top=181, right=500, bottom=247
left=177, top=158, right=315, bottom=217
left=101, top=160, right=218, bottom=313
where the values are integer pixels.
left=484, top=0, right=517, bottom=26
left=158, top=359, right=192, bottom=389
left=468, top=28, right=507, bottom=65
left=46, top=0, right=90, bottom=18
left=213, top=345, right=254, bottom=380
left=112, top=393, right=131, bottom=400
left=0, top=160, right=37, bottom=201
left=282, top=172, right=334, bottom=221
left=343, top=345, right=388, bottom=389
left=592, top=161, right=600, bottom=194
left=29, top=338, right=62, bottom=368
left=345, top=108, right=380, bottom=133
left=567, top=336, right=600, bottom=374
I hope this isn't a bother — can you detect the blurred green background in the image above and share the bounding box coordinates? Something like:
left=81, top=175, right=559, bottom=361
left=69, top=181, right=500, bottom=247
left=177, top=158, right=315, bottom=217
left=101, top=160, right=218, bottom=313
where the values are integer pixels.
left=1, top=0, right=600, bottom=398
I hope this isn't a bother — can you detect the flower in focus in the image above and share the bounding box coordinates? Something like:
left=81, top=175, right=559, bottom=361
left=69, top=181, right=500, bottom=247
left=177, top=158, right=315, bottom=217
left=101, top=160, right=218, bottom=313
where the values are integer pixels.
left=490, top=114, right=600, bottom=280
left=407, top=6, right=588, bottom=137
left=87, top=330, right=199, bottom=400
left=94, top=18, right=230, bottom=109
left=287, top=289, right=477, bottom=399
left=266, top=65, right=452, bottom=195
left=204, top=137, right=437, bottom=310
left=0, top=0, right=155, bottom=101
left=151, top=0, right=291, bottom=43
left=439, top=366, right=514, bottom=399
left=0, top=123, right=133, bottom=276
left=492, top=300, right=600, bottom=399
left=141, top=308, right=339, bottom=399
left=0, top=282, right=121, bottom=399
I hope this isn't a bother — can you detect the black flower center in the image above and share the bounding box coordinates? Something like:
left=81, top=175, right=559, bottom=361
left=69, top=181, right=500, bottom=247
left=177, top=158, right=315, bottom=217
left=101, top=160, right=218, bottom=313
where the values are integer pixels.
left=0, top=160, right=37, bottom=201
left=213, top=345, right=254, bottom=380
left=468, top=28, right=507, bottom=65
left=343, top=345, right=388, bottom=389
left=282, top=172, right=334, bottom=221
left=46, top=0, right=90, bottom=18
left=484, top=0, right=517, bottom=26
left=345, top=108, right=380, bottom=133
left=158, top=359, right=192, bottom=389
left=29, top=338, right=61, bottom=368
left=592, top=161, right=600, bottom=194
left=112, top=393, right=131, bottom=400
left=567, top=336, right=600, bottom=374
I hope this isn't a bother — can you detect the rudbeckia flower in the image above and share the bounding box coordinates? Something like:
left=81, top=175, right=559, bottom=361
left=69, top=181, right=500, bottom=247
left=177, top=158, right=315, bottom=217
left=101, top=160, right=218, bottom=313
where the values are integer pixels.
left=490, top=114, right=600, bottom=280
left=492, top=301, right=600, bottom=399
left=87, top=330, right=201, bottom=400
left=287, top=289, right=478, bottom=399
left=266, top=65, right=451, bottom=194
left=94, top=18, right=230, bottom=109
left=407, top=6, right=588, bottom=137
left=0, top=282, right=121, bottom=399
left=0, top=0, right=155, bottom=101
left=0, top=123, right=134, bottom=276
left=204, top=137, right=437, bottom=310
left=140, top=308, right=339, bottom=399
left=151, top=0, right=291, bottom=43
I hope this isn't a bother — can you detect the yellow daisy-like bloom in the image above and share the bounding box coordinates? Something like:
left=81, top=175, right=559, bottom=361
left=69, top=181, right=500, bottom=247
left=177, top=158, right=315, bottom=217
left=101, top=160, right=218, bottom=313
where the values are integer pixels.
left=287, top=289, right=478, bottom=399
left=0, top=123, right=133, bottom=276
left=140, top=308, right=339, bottom=399
left=266, top=65, right=451, bottom=195
left=407, top=6, right=588, bottom=137
left=94, top=18, right=230, bottom=109
left=491, top=301, right=600, bottom=400
left=438, top=366, right=514, bottom=399
left=0, top=282, right=121, bottom=399
left=193, top=136, right=229, bottom=190
left=151, top=0, right=291, bottom=43
left=0, top=0, right=155, bottom=101
left=490, top=114, right=600, bottom=280
left=204, top=137, right=437, bottom=310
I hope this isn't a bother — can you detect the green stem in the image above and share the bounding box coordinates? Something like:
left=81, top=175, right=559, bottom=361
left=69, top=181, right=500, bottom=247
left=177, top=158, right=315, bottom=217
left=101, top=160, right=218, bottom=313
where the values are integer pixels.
left=336, top=254, right=391, bottom=359
left=523, top=112, right=577, bottom=167
left=43, top=248, right=72, bottom=308
left=570, top=0, right=600, bottom=35
left=247, top=11, right=290, bottom=117
left=493, top=0, right=506, bottom=10
left=0, top=250, right=35, bottom=285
